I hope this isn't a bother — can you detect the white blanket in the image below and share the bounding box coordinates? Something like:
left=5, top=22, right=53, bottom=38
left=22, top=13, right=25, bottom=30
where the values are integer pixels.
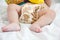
left=0, top=2, right=60, bottom=40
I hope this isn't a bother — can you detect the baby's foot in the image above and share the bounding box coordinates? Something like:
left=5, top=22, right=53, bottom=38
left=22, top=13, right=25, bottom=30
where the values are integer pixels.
left=30, top=22, right=42, bottom=33
left=2, top=23, right=20, bottom=32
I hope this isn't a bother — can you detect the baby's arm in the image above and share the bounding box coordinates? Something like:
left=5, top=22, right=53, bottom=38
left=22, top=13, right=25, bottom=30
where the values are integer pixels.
left=44, top=0, right=51, bottom=7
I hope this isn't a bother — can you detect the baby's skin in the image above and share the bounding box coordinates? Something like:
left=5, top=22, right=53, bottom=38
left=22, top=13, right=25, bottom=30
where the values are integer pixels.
left=2, top=3, right=55, bottom=33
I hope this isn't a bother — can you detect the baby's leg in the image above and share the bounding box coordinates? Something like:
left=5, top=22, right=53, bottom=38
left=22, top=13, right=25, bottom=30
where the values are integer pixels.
left=30, top=9, right=55, bottom=33
left=2, top=4, right=21, bottom=32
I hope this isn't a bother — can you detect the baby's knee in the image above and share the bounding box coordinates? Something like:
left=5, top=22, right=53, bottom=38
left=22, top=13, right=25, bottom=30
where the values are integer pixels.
left=46, top=9, right=56, bottom=19
left=48, top=9, right=56, bottom=16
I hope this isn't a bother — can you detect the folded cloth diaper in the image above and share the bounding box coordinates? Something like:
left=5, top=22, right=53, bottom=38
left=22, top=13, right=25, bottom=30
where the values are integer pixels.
left=19, top=3, right=45, bottom=24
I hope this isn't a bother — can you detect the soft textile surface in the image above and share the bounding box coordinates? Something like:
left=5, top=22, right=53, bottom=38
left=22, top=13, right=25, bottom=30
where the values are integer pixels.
left=0, top=1, right=60, bottom=40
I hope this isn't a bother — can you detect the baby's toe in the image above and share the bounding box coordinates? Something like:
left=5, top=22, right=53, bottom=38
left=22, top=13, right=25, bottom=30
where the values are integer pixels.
left=35, top=28, right=41, bottom=33
left=2, top=26, right=8, bottom=32
left=30, top=26, right=41, bottom=33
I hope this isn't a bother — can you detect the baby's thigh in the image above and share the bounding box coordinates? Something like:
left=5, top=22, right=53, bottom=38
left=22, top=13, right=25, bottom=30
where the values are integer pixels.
left=38, top=3, right=50, bottom=15
left=8, top=4, right=21, bottom=12
left=41, top=3, right=49, bottom=11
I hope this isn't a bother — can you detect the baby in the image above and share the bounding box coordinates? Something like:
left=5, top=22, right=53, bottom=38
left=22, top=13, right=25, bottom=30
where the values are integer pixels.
left=2, top=0, right=55, bottom=33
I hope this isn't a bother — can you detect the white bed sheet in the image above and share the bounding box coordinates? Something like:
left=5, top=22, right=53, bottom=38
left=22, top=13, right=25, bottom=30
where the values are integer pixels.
left=0, top=2, right=60, bottom=40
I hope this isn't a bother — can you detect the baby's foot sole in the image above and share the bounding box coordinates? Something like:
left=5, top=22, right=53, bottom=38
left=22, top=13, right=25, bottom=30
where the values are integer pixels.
left=30, top=23, right=42, bottom=33
left=2, top=26, right=20, bottom=32
left=2, top=23, right=21, bottom=32
left=30, top=27, right=41, bottom=33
